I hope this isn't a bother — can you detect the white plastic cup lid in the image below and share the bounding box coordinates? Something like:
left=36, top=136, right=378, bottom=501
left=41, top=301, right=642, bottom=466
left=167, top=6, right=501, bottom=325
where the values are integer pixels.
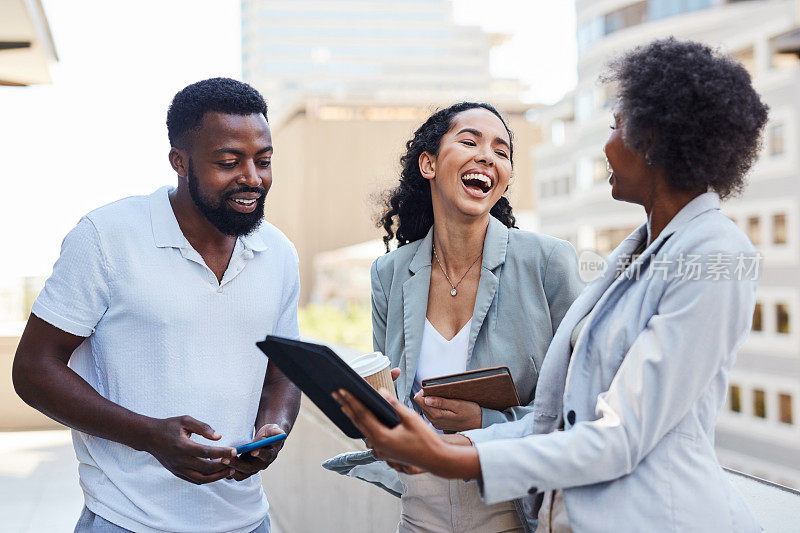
left=348, top=351, right=390, bottom=378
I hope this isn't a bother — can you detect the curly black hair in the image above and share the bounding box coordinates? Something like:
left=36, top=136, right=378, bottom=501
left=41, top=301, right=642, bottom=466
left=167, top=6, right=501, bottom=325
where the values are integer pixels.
left=602, top=38, right=769, bottom=199
left=378, top=102, right=516, bottom=252
left=166, top=77, right=268, bottom=149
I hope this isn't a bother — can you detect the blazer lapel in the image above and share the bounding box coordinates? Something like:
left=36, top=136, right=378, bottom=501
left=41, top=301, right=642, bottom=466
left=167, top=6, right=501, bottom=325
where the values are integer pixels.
left=532, top=192, right=724, bottom=426
left=530, top=224, right=648, bottom=424
left=466, top=217, right=508, bottom=363
left=400, top=229, right=433, bottom=402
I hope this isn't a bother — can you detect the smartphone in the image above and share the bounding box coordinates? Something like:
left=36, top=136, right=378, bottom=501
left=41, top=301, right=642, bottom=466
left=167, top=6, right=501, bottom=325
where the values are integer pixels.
left=235, top=433, right=287, bottom=455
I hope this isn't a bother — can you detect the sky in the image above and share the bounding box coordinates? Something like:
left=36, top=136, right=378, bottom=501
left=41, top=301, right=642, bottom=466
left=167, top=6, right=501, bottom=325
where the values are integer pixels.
left=0, top=0, right=576, bottom=280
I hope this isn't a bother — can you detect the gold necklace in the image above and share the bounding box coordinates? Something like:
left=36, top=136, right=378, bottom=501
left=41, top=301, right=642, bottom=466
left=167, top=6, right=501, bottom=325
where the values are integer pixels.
left=432, top=243, right=482, bottom=297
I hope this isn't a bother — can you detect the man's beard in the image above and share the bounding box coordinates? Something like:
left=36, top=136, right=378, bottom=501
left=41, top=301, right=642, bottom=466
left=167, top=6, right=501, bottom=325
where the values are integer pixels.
left=187, top=160, right=266, bottom=237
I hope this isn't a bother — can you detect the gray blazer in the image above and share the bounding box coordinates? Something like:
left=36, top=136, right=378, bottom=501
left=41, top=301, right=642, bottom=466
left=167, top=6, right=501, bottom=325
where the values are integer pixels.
left=464, top=193, right=761, bottom=532
left=371, top=215, right=584, bottom=426
left=323, top=216, right=582, bottom=532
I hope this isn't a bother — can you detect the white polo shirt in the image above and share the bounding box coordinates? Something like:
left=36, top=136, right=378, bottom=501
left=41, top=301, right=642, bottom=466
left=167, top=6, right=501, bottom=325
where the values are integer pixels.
left=32, top=186, right=300, bottom=533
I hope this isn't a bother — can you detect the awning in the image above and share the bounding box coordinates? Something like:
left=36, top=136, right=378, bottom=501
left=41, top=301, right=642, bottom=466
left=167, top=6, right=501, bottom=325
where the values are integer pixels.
left=0, top=0, right=57, bottom=86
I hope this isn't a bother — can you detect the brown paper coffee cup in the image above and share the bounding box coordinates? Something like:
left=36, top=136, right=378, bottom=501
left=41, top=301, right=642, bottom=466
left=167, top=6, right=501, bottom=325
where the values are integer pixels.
left=363, top=363, right=397, bottom=399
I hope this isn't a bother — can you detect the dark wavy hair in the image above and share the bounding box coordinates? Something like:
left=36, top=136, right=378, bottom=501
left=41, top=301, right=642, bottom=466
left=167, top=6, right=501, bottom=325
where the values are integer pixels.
left=167, top=77, right=268, bottom=149
left=378, top=102, right=516, bottom=251
left=602, top=38, right=769, bottom=199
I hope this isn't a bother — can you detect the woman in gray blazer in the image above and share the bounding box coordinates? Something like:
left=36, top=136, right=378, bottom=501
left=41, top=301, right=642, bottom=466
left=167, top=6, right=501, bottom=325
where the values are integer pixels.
left=335, top=39, right=769, bottom=532
left=366, top=102, right=582, bottom=532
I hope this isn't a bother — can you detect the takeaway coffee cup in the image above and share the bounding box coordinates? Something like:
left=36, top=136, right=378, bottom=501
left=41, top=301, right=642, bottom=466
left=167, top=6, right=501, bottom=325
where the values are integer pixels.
left=348, top=351, right=397, bottom=399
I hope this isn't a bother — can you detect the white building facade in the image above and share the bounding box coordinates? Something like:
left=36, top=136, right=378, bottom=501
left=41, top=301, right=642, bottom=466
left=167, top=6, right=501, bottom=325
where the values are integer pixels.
left=534, top=0, right=800, bottom=487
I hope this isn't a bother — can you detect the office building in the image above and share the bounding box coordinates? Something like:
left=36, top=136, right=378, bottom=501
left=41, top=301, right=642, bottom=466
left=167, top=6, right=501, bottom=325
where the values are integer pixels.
left=534, top=0, right=800, bottom=487
left=241, top=0, right=522, bottom=121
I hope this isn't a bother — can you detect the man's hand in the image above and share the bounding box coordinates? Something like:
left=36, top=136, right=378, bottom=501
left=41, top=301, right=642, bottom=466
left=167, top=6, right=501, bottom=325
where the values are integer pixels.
left=144, top=415, right=237, bottom=485
left=391, top=367, right=401, bottom=381
left=413, top=390, right=482, bottom=432
left=225, top=424, right=286, bottom=482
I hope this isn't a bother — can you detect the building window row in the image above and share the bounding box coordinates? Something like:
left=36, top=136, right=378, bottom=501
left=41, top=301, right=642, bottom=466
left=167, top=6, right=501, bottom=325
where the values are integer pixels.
left=729, top=384, right=794, bottom=425
left=752, top=301, right=792, bottom=335
left=729, top=211, right=789, bottom=247
left=577, top=0, right=713, bottom=51
left=539, top=176, right=571, bottom=200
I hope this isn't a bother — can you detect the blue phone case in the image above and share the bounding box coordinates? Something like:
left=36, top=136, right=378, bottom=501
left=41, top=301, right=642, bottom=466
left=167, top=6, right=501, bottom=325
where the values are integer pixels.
left=235, top=433, right=287, bottom=455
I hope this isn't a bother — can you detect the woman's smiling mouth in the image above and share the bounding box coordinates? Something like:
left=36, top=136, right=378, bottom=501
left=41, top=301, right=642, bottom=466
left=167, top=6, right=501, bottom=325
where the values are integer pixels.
left=461, top=172, right=493, bottom=196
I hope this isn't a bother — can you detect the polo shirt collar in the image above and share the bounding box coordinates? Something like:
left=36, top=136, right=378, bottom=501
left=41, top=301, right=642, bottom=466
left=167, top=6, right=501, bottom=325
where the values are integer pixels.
left=150, top=186, right=189, bottom=249
left=149, top=186, right=268, bottom=252
left=239, top=229, right=268, bottom=252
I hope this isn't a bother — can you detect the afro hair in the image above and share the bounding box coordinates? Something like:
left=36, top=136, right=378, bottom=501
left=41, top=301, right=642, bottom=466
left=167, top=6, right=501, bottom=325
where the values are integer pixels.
left=603, top=38, right=769, bottom=199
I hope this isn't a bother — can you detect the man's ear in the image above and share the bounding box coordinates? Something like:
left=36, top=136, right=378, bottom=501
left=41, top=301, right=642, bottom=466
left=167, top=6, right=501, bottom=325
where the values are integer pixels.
left=169, top=147, right=188, bottom=179
left=418, top=151, right=436, bottom=181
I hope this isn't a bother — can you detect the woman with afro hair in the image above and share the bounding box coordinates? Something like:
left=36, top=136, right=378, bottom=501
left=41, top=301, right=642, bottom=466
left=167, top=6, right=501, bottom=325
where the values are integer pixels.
left=334, top=39, right=769, bottom=532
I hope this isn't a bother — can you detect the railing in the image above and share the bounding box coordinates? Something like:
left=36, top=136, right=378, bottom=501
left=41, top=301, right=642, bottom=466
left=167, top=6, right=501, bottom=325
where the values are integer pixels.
left=264, top=399, right=800, bottom=532
left=724, top=467, right=800, bottom=531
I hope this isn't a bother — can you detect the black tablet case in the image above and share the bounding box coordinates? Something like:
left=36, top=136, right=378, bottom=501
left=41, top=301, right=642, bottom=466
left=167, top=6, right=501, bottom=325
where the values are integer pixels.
left=256, top=335, right=401, bottom=439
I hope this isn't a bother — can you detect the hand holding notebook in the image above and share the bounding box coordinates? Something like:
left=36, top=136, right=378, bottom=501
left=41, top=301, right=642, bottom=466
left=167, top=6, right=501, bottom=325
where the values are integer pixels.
left=420, top=366, right=521, bottom=412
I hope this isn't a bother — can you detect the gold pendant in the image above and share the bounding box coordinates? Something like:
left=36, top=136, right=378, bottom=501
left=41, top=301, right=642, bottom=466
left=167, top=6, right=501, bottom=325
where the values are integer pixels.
left=450, top=288, right=457, bottom=296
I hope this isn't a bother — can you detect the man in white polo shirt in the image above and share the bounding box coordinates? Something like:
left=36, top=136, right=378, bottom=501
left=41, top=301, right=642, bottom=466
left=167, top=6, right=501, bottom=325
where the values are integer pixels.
left=13, top=78, right=300, bottom=533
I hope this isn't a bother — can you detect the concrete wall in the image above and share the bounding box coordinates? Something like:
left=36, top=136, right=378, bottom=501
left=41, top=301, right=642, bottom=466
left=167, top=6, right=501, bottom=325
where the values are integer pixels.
left=262, top=397, right=400, bottom=532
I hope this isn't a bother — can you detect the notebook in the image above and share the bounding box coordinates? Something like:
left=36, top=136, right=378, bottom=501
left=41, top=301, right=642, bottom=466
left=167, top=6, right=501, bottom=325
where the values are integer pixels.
left=421, top=366, right=521, bottom=411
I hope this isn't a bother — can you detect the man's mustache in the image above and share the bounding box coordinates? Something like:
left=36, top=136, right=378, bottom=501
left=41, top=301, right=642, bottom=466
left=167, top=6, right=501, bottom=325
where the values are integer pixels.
left=223, top=186, right=267, bottom=200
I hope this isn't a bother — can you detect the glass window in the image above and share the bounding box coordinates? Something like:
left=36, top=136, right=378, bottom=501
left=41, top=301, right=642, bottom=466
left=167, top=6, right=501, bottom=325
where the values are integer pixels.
left=648, top=0, right=681, bottom=19
left=779, top=393, right=793, bottom=424
left=551, top=120, right=565, bottom=146
left=747, top=216, right=761, bottom=246
left=773, top=213, right=787, bottom=244
left=752, top=303, right=763, bottom=331
left=685, top=0, right=712, bottom=9
left=729, top=385, right=742, bottom=413
left=777, top=303, right=791, bottom=334
left=595, top=226, right=637, bottom=255
left=605, top=1, right=646, bottom=35
left=577, top=16, right=604, bottom=51
left=540, top=181, right=555, bottom=199
left=575, top=89, right=594, bottom=123
left=555, top=177, right=566, bottom=196
left=770, top=123, right=785, bottom=156
left=593, top=157, right=608, bottom=184
left=648, top=0, right=712, bottom=20
left=577, top=158, right=594, bottom=190
left=753, top=389, right=767, bottom=418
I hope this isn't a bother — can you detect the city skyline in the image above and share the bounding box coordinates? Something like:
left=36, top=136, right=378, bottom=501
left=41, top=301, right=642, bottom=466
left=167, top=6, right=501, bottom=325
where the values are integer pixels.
left=0, top=0, right=576, bottom=283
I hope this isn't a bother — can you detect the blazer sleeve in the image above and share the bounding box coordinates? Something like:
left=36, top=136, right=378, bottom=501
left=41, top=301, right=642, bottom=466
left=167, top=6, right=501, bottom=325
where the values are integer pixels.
left=471, top=271, right=756, bottom=504
left=543, top=240, right=584, bottom=335
left=370, top=259, right=388, bottom=355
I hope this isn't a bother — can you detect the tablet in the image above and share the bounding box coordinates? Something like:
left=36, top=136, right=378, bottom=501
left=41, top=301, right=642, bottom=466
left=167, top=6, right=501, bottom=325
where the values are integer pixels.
left=256, top=336, right=401, bottom=439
